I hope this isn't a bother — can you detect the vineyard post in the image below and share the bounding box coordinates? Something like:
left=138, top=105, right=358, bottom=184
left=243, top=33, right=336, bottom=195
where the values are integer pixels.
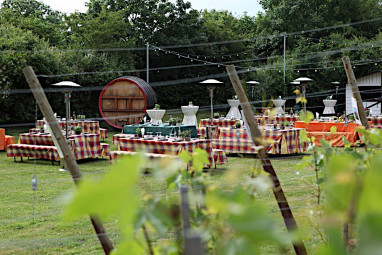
left=342, top=56, right=369, bottom=251
left=342, top=56, right=370, bottom=129
left=226, top=65, right=307, bottom=255
left=180, top=185, right=204, bottom=255
left=23, top=66, right=114, bottom=255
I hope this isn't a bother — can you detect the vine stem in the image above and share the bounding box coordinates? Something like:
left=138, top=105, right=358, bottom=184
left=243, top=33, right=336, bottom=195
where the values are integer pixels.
left=142, top=224, right=154, bottom=255
left=312, top=147, right=321, bottom=205
left=343, top=177, right=363, bottom=252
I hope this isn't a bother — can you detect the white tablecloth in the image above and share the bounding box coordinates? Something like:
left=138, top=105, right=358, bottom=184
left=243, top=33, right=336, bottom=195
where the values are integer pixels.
left=147, top=109, right=166, bottom=125
left=323, top=100, right=336, bottom=114
left=272, top=99, right=286, bottom=115
left=226, top=99, right=242, bottom=119
left=181, top=105, right=199, bottom=126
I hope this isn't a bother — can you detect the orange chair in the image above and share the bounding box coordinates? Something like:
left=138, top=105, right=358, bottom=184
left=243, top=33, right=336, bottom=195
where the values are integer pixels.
left=0, top=128, right=15, bottom=150
left=0, top=128, right=5, bottom=150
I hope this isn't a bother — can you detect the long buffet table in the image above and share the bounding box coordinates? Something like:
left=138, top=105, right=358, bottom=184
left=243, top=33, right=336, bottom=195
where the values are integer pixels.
left=122, top=124, right=198, bottom=138
left=294, top=121, right=360, bottom=147
left=213, top=127, right=307, bottom=154
left=35, top=120, right=108, bottom=139
left=197, top=118, right=307, bottom=154
left=113, top=135, right=213, bottom=164
left=8, top=133, right=109, bottom=161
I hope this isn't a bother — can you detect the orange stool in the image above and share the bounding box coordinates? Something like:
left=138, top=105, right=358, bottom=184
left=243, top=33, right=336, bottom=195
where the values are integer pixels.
left=5, top=135, right=15, bottom=148
left=0, top=128, right=5, bottom=150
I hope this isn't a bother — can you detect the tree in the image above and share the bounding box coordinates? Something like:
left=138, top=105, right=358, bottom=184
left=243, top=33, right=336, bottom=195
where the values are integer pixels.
left=0, top=0, right=66, bottom=47
left=0, top=23, right=64, bottom=123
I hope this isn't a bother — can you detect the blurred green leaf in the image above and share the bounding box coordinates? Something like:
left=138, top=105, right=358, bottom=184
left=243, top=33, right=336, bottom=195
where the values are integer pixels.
left=330, top=126, right=337, bottom=134
left=324, top=154, right=358, bottom=218
left=299, top=129, right=309, bottom=143
left=359, top=152, right=382, bottom=215
left=179, top=150, right=192, bottom=163
left=207, top=187, right=288, bottom=248
left=63, top=154, right=141, bottom=225
left=192, top=148, right=210, bottom=171
left=357, top=214, right=382, bottom=255
left=217, top=238, right=259, bottom=255
left=317, top=177, right=326, bottom=185
left=295, top=156, right=313, bottom=170
left=368, top=129, right=382, bottom=146
left=300, top=111, right=314, bottom=125
left=315, top=227, right=346, bottom=255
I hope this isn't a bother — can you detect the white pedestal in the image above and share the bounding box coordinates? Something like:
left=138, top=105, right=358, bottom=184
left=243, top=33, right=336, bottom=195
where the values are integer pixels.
left=181, top=105, right=199, bottom=126
left=323, top=100, right=337, bottom=114
left=226, top=99, right=242, bottom=119
left=146, top=109, right=166, bottom=125
left=272, top=99, right=286, bottom=115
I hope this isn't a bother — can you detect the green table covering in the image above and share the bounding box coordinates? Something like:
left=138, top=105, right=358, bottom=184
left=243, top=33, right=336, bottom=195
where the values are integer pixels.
left=122, top=124, right=198, bottom=138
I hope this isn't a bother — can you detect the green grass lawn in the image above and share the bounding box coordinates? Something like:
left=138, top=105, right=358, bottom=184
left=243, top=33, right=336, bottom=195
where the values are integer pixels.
left=0, top=127, right=324, bottom=254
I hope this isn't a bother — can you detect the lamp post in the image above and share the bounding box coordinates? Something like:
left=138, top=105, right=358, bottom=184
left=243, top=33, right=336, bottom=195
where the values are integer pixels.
left=199, top=79, right=223, bottom=121
left=51, top=81, right=81, bottom=139
left=246, top=81, right=260, bottom=101
left=293, top=77, right=313, bottom=113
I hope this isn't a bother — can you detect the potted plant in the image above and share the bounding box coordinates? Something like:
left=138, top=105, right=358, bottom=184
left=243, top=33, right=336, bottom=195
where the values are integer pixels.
left=73, top=126, right=82, bottom=135
left=179, top=130, right=191, bottom=141
left=154, top=104, right=160, bottom=109
left=136, top=128, right=142, bottom=138
left=169, top=117, right=177, bottom=126
left=39, top=125, right=45, bottom=133
left=214, top=112, right=220, bottom=119
left=189, top=101, right=193, bottom=106
left=235, top=120, right=241, bottom=129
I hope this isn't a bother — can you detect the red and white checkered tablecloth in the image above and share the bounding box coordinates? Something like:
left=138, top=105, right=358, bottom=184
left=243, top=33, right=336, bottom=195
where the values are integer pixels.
left=368, top=116, right=382, bottom=127
left=213, top=127, right=307, bottom=154
left=18, top=133, right=102, bottom=160
left=112, top=133, right=137, bottom=145
left=70, top=134, right=102, bottom=159
left=199, top=118, right=240, bottom=128
left=115, top=137, right=214, bottom=165
left=255, top=115, right=300, bottom=125
left=7, top=144, right=59, bottom=161
left=37, top=120, right=102, bottom=135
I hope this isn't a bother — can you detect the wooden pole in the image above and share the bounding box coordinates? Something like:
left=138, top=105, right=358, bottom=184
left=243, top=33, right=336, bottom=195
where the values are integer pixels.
left=226, top=65, right=307, bottom=255
left=180, top=185, right=191, bottom=237
left=342, top=56, right=370, bottom=129
left=184, top=233, right=204, bottom=255
left=180, top=185, right=204, bottom=255
left=23, top=66, right=114, bottom=255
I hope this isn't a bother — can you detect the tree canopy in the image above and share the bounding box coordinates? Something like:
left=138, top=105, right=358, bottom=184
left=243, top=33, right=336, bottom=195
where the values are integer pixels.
left=0, top=0, right=381, bottom=124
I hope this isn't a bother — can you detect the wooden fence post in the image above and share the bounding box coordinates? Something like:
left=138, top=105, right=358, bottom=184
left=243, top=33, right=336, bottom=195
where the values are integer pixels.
left=23, top=66, right=114, bottom=255
left=180, top=185, right=204, bottom=255
left=226, top=65, right=307, bottom=255
left=342, top=56, right=370, bottom=129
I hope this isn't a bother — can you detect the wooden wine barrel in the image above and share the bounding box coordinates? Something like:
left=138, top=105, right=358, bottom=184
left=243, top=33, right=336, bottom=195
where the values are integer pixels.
left=98, top=76, right=157, bottom=129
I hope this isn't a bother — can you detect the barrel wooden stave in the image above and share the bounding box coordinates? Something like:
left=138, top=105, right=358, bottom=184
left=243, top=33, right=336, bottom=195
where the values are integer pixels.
left=99, top=76, right=157, bottom=129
